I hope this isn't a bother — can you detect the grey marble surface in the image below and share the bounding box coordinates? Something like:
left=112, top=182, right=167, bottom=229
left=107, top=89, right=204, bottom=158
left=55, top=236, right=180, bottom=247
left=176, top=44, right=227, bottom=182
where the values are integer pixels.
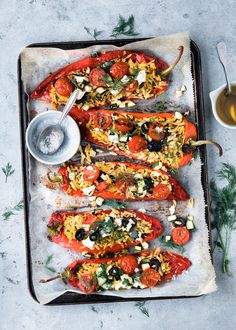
left=0, top=0, right=236, bottom=329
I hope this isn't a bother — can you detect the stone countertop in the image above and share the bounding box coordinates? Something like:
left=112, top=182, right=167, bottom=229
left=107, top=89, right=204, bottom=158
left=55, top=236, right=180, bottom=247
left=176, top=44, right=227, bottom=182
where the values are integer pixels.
left=0, top=0, right=236, bottom=329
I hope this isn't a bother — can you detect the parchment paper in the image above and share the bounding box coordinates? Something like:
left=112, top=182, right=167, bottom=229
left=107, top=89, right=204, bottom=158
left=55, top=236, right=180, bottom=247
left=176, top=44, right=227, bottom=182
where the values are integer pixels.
left=20, top=32, right=216, bottom=304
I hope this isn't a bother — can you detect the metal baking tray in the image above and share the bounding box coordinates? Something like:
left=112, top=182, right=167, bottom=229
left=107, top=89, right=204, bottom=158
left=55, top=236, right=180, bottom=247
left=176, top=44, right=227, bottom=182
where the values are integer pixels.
left=18, top=38, right=211, bottom=305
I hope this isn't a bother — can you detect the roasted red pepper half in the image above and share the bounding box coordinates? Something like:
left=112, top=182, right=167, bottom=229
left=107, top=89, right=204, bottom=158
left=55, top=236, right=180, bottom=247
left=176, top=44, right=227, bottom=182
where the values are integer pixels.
left=75, top=110, right=198, bottom=168
left=48, top=209, right=163, bottom=254
left=31, top=48, right=184, bottom=110
left=47, top=161, right=189, bottom=200
left=40, top=249, right=191, bottom=293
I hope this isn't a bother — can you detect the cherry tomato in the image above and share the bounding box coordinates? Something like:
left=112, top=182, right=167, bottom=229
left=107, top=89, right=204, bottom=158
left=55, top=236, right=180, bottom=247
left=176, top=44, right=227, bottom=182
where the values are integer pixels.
left=115, top=176, right=135, bottom=193
left=89, top=68, right=107, bottom=87
left=153, top=183, right=171, bottom=200
left=83, top=214, right=98, bottom=224
left=54, top=77, right=73, bottom=97
left=148, top=124, right=165, bottom=141
left=110, top=62, right=129, bottom=79
left=77, top=274, right=98, bottom=294
left=94, top=180, right=110, bottom=191
left=119, top=256, right=138, bottom=275
left=140, top=268, right=161, bottom=288
left=128, top=136, right=147, bottom=153
left=124, top=80, right=138, bottom=93
left=114, top=117, right=134, bottom=133
left=172, top=227, right=190, bottom=245
left=83, top=165, right=100, bottom=182
left=94, top=113, right=112, bottom=130
left=152, top=85, right=168, bottom=94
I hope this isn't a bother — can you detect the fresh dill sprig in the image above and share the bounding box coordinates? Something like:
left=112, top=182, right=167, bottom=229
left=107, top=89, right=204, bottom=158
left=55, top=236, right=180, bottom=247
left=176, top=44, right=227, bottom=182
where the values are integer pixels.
left=84, top=26, right=103, bottom=40
left=135, top=301, right=150, bottom=317
left=110, top=14, right=139, bottom=37
left=45, top=255, right=57, bottom=273
left=2, top=162, right=15, bottom=183
left=2, top=199, right=24, bottom=221
left=210, top=163, right=236, bottom=275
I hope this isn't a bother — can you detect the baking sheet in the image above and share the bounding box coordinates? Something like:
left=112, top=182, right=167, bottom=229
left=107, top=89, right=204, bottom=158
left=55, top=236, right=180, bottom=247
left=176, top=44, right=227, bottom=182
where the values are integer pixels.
left=20, top=32, right=216, bottom=304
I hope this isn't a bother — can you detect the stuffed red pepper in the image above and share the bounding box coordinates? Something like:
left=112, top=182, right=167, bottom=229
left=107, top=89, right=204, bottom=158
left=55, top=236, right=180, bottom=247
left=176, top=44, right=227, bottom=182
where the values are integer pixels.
left=47, top=161, right=189, bottom=200
left=41, top=249, right=191, bottom=293
left=48, top=209, right=163, bottom=254
left=31, top=48, right=184, bottom=110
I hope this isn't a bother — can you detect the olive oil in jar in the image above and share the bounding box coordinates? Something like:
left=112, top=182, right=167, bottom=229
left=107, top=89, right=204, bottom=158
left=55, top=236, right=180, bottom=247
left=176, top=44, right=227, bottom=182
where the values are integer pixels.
left=216, top=86, right=236, bottom=125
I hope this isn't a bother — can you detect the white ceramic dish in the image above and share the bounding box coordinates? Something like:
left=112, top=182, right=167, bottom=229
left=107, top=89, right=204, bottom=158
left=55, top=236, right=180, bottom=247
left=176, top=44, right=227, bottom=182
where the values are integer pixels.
left=209, top=81, right=236, bottom=129
left=26, top=111, right=81, bottom=165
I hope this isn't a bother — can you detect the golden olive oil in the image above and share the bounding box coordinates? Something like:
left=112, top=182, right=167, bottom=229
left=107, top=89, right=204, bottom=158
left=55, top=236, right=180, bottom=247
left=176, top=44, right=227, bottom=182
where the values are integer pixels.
left=216, top=86, right=236, bottom=125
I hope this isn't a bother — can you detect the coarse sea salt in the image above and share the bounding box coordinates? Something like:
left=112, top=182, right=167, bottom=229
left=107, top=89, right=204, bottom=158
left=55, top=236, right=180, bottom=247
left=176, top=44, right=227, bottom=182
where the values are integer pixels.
left=38, top=129, right=62, bottom=154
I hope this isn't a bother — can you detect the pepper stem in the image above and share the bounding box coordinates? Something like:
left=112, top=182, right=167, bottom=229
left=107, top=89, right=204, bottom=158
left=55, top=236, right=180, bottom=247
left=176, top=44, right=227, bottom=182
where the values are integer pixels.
left=190, top=140, right=223, bottom=157
left=161, top=46, right=184, bottom=77
left=39, top=274, right=62, bottom=283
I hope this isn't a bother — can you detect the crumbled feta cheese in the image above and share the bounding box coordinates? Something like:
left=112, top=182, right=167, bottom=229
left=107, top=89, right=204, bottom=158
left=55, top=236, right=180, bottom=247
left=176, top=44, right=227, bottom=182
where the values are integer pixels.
left=111, top=89, right=120, bottom=96
left=109, top=134, right=119, bottom=143
left=141, top=242, right=149, bottom=250
left=76, top=89, right=86, bottom=100
left=174, top=111, right=183, bottom=120
left=134, top=173, right=143, bottom=180
left=135, top=245, right=142, bottom=251
left=82, top=185, right=95, bottom=196
left=136, top=70, right=146, bottom=85
left=96, top=87, right=106, bottom=94
left=101, top=173, right=109, bottom=181
left=165, top=235, right=171, bottom=242
left=167, top=215, right=177, bottom=221
left=169, top=203, right=176, bottom=215
left=96, top=197, right=104, bottom=206
left=88, top=196, right=96, bottom=201
left=174, top=90, right=183, bottom=98
left=68, top=172, right=75, bottom=180
left=127, top=101, right=135, bottom=107
left=141, top=263, right=149, bottom=271
left=187, top=215, right=194, bottom=221
left=81, top=237, right=95, bottom=249
left=85, top=85, right=92, bottom=92
left=121, top=75, right=130, bottom=84
left=74, top=76, right=85, bottom=83
left=115, top=218, right=122, bottom=227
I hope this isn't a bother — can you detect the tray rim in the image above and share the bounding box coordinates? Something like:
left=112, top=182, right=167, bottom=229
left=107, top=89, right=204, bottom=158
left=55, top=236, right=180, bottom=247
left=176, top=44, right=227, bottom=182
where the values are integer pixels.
left=17, top=38, right=211, bottom=305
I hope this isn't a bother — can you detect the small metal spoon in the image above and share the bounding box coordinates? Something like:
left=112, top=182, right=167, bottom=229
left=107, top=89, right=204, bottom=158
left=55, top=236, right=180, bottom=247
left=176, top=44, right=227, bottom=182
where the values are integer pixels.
left=216, top=41, right=236, bottom=122
left=37, top=89, right=80, bottom=154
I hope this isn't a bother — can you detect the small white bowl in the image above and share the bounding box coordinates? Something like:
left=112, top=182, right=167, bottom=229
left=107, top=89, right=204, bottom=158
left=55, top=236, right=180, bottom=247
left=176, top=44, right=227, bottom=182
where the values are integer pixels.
left=210, top=81, right=236, bottom=129
left=26, top=111, right=81, bottom=165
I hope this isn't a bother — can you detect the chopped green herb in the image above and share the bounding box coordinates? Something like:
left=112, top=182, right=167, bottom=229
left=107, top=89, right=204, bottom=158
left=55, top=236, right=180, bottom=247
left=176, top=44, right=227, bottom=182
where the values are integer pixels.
left=2, top=199, right=24, bottom=221
left=103, top=200, right=127, bottom=209
left=135, top=301, right=150, bottom=317
left=84, top=26, right=103, bottom=40
left=99, top=60, right=115, bottom=72
left=111, top=14, right=139, bottom=37
left=211, top=163, right=236, bottom=275
left=151, top=101, right=167, bottom=112
left=2, top=162, right=15, bottom=183
left=168, top=168, right=179, bottom=176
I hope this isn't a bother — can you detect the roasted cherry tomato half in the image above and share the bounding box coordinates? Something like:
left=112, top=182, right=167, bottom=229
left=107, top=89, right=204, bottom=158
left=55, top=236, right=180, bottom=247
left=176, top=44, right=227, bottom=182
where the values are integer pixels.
left=94, top=180, right=110, bottom=191
left=77, top=274, right=98, bottom=294
left=140, top=268, right=161, bottom=288
left=110, top=62, right=129, bottom=79
left=54, top=77, right=73, bottom=97
left=114, top=117, right=134, bottom=132
left=128, top=136, right=147, bottom=153
left=89, top=68, right=107, bottom=87
left=94, top=113, right=112, bottom=130
left=115, top=176, right=135, bottom=193
left=83, top=165, right=100, bottom=182
left=148, top=124, right=165, bottom=141
left=119, top=255, right=138, bottom=275
left=153, top=183, right=171, bottom=200
left=172, top=227, right=190, bottom=245
left=124, top=80, right=138, bottom=93
left=152, top=85, right=168, bottom=94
